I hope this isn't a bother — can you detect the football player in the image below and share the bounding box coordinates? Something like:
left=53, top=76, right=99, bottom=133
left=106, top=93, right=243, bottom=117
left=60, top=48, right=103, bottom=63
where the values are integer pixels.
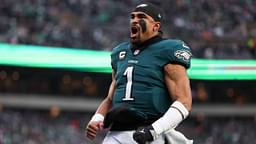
left=86, top=3, right=193, bottom=144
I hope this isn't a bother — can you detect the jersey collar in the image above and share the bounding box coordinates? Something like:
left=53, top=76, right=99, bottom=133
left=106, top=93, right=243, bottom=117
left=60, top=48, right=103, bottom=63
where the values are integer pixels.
left=131, top=35, right=163, bottom=53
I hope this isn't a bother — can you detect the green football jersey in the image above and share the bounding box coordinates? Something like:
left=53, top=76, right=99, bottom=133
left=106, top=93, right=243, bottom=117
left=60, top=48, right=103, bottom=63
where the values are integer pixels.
left=111, top=38, right=192, bottom=119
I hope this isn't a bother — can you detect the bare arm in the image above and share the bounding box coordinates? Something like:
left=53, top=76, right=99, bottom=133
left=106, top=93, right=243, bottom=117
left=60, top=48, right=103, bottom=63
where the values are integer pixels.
left=164, top=64, right=192, bottom=111
left=94, top=70, right=116, bottom=116
left=86, top=70, right=116, bottom=140
left=150, top=64, right=192, bottom=136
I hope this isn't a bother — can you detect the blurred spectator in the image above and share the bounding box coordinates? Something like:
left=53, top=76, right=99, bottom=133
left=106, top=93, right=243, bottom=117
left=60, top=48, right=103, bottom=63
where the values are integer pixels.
left=246, top=30, right=256, bottom=58
left=193, top=82, right=209, bottom=103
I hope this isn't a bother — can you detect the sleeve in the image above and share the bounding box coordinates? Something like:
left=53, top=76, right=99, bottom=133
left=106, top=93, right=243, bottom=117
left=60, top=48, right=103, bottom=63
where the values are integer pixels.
left=167, top=41, right=192, bottom=69
left=110, top=44, right=123, bottom=71
left=111, top=50, right=118, bottom=71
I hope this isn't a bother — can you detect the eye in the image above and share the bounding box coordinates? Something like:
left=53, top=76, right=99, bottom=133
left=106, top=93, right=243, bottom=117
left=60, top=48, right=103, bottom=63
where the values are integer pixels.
left=130, top=14, right=135, bottom=19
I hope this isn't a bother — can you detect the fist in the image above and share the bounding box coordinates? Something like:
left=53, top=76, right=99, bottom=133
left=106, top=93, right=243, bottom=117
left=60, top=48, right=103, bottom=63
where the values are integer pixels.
left=86, top=121, right=103, bottom=140
left=133, top=126, right=154, bottom=144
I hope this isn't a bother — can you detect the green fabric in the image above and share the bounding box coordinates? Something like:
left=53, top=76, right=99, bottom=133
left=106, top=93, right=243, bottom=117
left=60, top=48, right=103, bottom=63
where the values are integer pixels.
left=111, top=39, right=192, bottom=118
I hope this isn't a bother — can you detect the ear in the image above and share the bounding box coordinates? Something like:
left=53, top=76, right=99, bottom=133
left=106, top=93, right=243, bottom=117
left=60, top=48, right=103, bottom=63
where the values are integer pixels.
left=153, top=23, right=161, bottom=32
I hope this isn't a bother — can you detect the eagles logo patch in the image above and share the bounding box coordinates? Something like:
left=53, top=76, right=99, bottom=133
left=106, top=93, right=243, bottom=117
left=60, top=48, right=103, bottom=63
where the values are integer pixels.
left=174, top=50, right=192, bottom=61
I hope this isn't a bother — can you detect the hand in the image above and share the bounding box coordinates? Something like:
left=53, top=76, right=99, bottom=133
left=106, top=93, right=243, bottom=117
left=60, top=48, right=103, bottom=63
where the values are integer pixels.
left=86, top=120, right=104, bottom=140
left=133, top=125, right=154, bottom=144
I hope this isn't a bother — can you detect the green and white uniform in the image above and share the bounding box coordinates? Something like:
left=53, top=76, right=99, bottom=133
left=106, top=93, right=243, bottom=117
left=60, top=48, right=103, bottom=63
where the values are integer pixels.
left=103, top=37, right=192, bottom=144
left=111, top=37, right=192, bottom=120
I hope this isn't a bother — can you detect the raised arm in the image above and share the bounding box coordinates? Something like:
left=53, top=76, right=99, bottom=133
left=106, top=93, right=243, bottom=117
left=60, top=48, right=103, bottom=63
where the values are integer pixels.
left=94, top=71, right=116, bottom=115
left=164, top=64, right=192, bottom=111
left=86, top=70, right=116, bottom=140
left=150, top=64, right=192, bottom=136
left=133, top=64, right=192, bottom=143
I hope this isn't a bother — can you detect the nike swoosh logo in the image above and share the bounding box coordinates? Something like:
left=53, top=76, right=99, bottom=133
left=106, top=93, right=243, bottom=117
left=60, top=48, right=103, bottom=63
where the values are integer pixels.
left=139, top=129, right=145, bottom=134
left=182, top=43, right=189, bottom=49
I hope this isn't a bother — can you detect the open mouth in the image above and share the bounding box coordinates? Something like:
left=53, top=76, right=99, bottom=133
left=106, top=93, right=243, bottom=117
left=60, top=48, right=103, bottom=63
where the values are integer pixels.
left=131, top=26, right=138, bottom=34
left=130, top=25, right=140, bottom=39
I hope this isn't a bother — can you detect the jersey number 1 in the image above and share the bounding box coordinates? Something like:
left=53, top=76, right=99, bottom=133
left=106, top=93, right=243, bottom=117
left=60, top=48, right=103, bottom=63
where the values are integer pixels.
left=122, top=66, right=134, bottom=101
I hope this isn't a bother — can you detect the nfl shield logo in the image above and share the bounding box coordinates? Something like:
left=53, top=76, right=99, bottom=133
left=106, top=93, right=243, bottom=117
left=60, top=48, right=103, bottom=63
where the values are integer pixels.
left=133, top=49, right=140, bottom=55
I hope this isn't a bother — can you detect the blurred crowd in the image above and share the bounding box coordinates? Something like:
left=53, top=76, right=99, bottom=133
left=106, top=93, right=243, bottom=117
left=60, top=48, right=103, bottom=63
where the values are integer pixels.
left=180, top=115, right=256, bottom=144
left=0, top=109, right=88, bottom=144
left=0, top=109, right=256, bottom=144
left=1, top=0, right=256, bottom=58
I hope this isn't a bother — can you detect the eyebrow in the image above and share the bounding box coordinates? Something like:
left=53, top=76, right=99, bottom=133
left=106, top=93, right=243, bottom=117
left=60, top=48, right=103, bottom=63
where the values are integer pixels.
left=130, top=13, right=147, bottom=19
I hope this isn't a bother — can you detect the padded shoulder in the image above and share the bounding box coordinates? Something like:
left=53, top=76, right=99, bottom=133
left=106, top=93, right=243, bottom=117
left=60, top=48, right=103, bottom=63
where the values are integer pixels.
left=111, top=42, right=130, bottom=71
left=111, top=42, right=130, bottom=55
left=160, top=39, right=192, bottom=69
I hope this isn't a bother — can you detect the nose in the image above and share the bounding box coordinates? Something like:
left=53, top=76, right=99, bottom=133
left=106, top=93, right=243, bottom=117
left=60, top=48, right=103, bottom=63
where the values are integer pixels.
left=130, top=15, right=140, bottom=24
left=130, top=18, right=139, bottom=25
left=132, top=16, right=140, bottom=21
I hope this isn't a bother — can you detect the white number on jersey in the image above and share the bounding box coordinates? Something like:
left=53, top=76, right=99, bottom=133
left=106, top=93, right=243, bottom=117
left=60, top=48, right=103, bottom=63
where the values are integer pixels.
left=122, top=66, right=134, bottom=101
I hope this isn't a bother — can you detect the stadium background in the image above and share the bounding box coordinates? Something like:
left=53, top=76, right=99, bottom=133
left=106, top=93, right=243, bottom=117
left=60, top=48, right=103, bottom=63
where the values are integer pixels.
left=1, top=0, right=256, bottom=144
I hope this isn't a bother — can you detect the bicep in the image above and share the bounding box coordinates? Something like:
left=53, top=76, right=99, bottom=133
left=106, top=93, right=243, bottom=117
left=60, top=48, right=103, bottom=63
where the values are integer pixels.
left=164, top=64, right=192, bottom=111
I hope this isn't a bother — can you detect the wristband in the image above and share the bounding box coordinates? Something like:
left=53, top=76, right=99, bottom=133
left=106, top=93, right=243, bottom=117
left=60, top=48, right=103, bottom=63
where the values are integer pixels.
left=171, top=101, right=189, bottom=120
left=152, top=101, right=189, bottom=135
left=90, top=113, right=104, bottom=122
